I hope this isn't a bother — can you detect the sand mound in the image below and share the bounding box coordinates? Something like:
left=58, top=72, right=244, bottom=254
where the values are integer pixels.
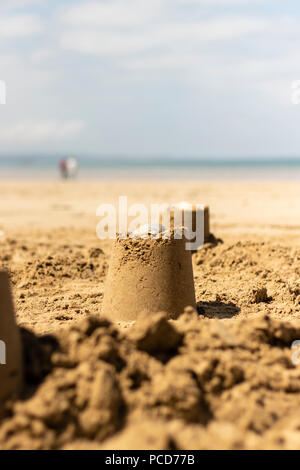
left=1, top=311, right=300, bottom=449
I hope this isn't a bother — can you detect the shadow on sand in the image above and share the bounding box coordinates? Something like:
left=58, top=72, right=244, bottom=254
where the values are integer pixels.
left=197, top=301, right=240, bottom=319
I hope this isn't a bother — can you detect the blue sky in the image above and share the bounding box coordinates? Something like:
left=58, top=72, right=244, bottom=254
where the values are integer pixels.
left=0, top=0, right=300, bottom=159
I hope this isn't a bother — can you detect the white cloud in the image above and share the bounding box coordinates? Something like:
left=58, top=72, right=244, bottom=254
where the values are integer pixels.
left=171, top=0, right=272, bottom=4
left=29, top=48, right=56, bottom=63
left=0, top=15, right=43, bottom=38
left=0, top=121, right=85, bottom=143
left=59, top=0, right=273, bottom=27
left=60, top=0, right=162, bottom=27
left=61, top=30, right=157, bottom=56
left=160, top=17, right=267, bottom=41
left=61, top=16, right=267, bottom=56
left=0, top=0, right=46, bottom=10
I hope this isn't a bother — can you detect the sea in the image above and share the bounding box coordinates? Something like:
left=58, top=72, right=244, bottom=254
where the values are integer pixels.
left=0, top=157, right=300, bottom=181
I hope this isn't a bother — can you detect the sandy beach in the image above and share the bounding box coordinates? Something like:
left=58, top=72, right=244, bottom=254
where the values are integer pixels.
left=0, top=179, right=300, bottom=449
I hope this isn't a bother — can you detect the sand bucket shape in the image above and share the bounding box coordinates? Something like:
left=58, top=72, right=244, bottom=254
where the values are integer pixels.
left=0, top=271, right=23, bottom=411
left=102, top=229, right=196, bottom=322
left=169, top=203, right=210, bottom=250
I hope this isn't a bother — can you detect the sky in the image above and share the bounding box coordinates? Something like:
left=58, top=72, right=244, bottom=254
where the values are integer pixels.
left=0, top=0, right=300, bottom=160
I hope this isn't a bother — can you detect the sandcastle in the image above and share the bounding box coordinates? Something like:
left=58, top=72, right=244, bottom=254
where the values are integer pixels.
left=0, top=271, right=23, bottom=412
left=169, top=203, right=210, bottom=250
left=102, top=230, right=196, bottom=322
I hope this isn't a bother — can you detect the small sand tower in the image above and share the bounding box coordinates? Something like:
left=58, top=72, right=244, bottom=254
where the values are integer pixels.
left=169, top=203, right=210, bottom=250
left=0, top=271, right=23, bottom=411
left=102, top=228, right=196, bottom=322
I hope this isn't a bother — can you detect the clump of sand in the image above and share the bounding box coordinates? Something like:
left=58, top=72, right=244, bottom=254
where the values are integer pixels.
left=1, top=311, right=300, bottom=449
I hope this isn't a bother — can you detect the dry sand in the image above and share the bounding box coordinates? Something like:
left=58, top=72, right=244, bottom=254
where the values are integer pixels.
left=0, top=179, right=300, bottom=450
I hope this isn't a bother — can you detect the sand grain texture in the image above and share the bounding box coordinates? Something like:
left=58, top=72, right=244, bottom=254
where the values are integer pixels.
left=0, top=180, right=300, bottom=449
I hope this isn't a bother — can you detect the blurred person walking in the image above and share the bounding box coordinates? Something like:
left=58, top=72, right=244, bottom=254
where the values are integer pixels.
left=59, top=157, right=78, bottom=179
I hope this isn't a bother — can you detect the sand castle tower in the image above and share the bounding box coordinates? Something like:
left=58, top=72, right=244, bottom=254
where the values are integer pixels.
left=169, top=203, right=210, bottom=250
left=102, top=228, right=196, bottom=321
left=0, top=271, right=23, bottom=411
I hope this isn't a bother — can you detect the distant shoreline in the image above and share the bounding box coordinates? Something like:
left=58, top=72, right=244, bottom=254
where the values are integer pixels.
left=1, top=156, right=300, bottom=169
left=1, top=163, right=300, bottom=181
